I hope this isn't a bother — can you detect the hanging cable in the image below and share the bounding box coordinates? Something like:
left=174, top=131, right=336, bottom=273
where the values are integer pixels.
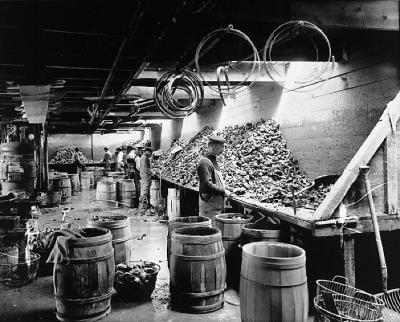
left=154, top=70, right=204, bottom=119
left=263, top=20, right=334, bottom=92
left=195, top=25, right=260, bottom=105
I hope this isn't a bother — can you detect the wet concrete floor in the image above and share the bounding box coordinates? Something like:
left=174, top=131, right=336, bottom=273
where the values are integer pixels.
left=0, top=190, right=241, bottom=322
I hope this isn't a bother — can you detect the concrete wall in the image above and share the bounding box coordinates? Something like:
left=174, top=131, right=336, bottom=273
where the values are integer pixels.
left=48, top=134, right=92, bottom=161
left=48, top=131, right=143, bottom=162
left=92, top=132, right=143, bottom=161
left=156, top=51, right=400, bottom=179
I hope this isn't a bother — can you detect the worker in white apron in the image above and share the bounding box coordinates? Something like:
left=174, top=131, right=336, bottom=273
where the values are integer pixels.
left=197, top=135, right=231, bottom=222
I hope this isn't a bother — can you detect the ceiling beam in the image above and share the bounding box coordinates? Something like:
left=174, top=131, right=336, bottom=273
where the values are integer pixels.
left=140, top=62, right=287, bottom=82
left=97, top=1, right=192, bottom=127
left=96, top=0, right=148, bottom=112
left=42, top=28, right=124, bottom=38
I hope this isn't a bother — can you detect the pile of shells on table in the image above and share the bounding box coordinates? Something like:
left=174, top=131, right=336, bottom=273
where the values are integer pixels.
left=153, top=119, right=332, bottom=210
left=49, top=146, right=92, bottom=164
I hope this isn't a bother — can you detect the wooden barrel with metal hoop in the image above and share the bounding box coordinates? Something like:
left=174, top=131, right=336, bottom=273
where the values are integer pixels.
left=170, top=226, right=226, bottom=313
left=53, top=228, right=115, bottom=322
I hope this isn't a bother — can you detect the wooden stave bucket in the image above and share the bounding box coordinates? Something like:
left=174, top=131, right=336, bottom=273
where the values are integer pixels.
left=170, top=226, right=226, bottom=313
left=214, top=213, right=253, bottom=289
left=54, top=178, right=72, bottom=205
left=88, top=171, right=95, bottom=188
left=167, top=188, right=180, bottom=220
left=150, top=179, right=161, bottom=206
left=241, top=222, right=281, bottom=245
left=167, top=216, right=212, bottom=268
left=80, top=172, right=91, bottom=190
left=87, top=215, right=132, bottom=265
left=95, top=182, right=116, bottom=204
left=240, top=241, right=308, bottom=322
left=68, top=174, right=80, bottom=195
left=46, top=191, right=61, bottom=207
left=92, top=169, right=104, bottom=188
left=116, top=179, right=136, bottom=202
left=54, top=228, right=115, bottom=322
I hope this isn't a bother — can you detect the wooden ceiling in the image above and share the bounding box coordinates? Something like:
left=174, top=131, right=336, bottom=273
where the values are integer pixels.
left=0, top=0, right=397, bottom=133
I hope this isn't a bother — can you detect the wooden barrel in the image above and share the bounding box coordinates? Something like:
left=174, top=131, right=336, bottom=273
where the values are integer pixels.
left=170, top=226, right=226, bottom=313
left=150, top=179, right=161, bottom=206
left=95, top=182, right=116, bottom=204
left=240, top=242, right=308, bottom=322
left=100, top=176, right=114, bottom=183
left=54, top=227, right=115, bottom=322
left=108, top=172, right=124, bottom=181
left=214, top=213, right=253, bottom=289
left=167, top=216, right=212, bottom=268
left=87, top=215, right=132, bottom=265
left=92, top=168, right=104, bottom=188
left=241, top=221, right=281, bottom=245
left=116, top=179, right=136, bottom=208
left=90, top=171, right=95, bottom=188
left=45, top=191, right=61, bottom=207
left=55, top=172, right=69, bottom=179
left=68, top=174, right=80, bottom=196
left=167, top=188, right=180, bottom=220
left=80, top=171, right=91, bottom=190
left=54, top=178, right=72, bottom=204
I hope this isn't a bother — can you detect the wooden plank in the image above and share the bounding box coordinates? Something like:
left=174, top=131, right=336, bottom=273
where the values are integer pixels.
left=384, top=132, right=398, bottom=214
left=159, top=175, right=315, bottom=229
left=312, top=214, right=400, bottom=237
left=313, top=91, right=400, bottom=220
left=342, top=235, right=356, bottom=286
left=291, top=1, right=399, bottom=31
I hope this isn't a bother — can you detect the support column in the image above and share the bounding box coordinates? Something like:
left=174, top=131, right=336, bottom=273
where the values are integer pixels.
left=43, top=123, right=49, bottom=191
left=342, top=234, right=356, bottom=286
left=36, top=124, right=42, bottom=191
left=90, top=133, right=94, bottom=161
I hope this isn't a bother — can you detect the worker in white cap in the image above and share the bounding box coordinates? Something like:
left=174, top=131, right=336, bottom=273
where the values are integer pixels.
left=196, top=135, right=231, bottom=222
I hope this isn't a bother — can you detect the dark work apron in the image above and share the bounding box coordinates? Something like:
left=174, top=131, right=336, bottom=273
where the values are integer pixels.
left=198, top=158, right=225, bottom=222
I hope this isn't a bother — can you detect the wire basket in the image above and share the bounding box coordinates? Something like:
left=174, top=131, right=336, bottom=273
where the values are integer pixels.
left=314, top=294, right=383, bottom=322
left=375, top=289, right=400, bottom=322
left=0, top=252, right=40, bottom=287
left=114, top=261, right=161, bottom=302
left=316, top=276, right=384, bottom=305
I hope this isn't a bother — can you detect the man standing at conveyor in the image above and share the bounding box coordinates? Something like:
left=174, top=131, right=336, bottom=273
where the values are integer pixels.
left=197, top=135, right=231, bottom=222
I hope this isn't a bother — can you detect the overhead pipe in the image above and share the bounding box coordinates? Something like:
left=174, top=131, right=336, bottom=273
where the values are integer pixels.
left=89, top=0, right=147, bottom=126
left=98, top=0, right=190, bottom=125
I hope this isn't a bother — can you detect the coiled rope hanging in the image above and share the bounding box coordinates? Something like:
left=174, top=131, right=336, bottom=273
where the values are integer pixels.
left=263, top=20, right=333, bottom=92
left=195, top=25, right=260, bottom=105
left=154, top=70, right=204, bottom=119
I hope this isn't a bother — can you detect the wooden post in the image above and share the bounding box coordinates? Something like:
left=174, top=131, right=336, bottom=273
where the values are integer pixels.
left=90, top=133, right=94, bottom=161
left=384, top=132, right=398, bottom=214
left=342, top=234, right=356, bottom=286
left=36, top=124, right=42, bottom=191
left=43, top=123, right=49, bottom=191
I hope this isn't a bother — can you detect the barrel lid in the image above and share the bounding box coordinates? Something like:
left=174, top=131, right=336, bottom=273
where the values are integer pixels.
left=169, top=216, right=211, bottom=224
left=69, top=227, right=112, bottom=247
left=172, top=226, right=221, bottom=244
left=215, top=213, right=253, bottom=224
left=242, top=241, right=305, bottom=267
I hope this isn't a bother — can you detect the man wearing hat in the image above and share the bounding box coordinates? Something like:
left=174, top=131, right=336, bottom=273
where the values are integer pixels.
left=139, top=147, right=153, bottom=209
left=197, top=135, right=231, bottom=221
left=133, top=145, right=144, bottom=206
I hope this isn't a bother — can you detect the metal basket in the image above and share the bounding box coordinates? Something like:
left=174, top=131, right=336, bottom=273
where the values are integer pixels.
left=0, top=252, right=40, bottom=287
left=375, top=289, right=400, bottom=322
left=314, top=294, right=383, bottom=322
left=316, top=276, right=384, bottom=305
